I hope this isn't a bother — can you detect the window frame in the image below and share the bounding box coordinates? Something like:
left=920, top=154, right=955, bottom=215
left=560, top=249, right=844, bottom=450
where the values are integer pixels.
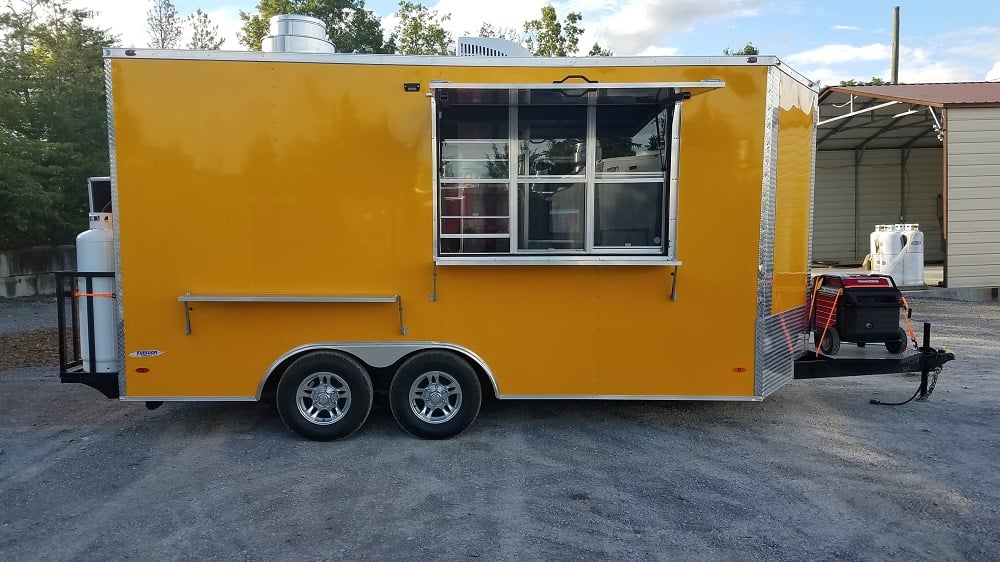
left=431, top=81, right=724, bottom=265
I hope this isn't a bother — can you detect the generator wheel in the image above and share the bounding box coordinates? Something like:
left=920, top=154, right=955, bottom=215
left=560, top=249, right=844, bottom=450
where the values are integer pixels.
left=389, top=350, right=482, bottom=440
left=815, top=327, right=841, bottom=355
left=885, top=328, right=908, bottom=354
left=276, top=351, right=373, bottom=441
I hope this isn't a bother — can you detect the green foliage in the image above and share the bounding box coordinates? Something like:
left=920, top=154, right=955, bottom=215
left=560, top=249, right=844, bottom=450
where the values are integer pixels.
left=587, top=42, right=612, bottom=57
left=238, top=0, right=390, bottom=53
left=839, top=77, right=887, bottom=86
left=723, top=42, right=759, bottom=56
left=524, top=5, right=580, bottom=56
left=146, top=0, right=182, bottom=49
left=188, top=9, right=223, bottom=50
left=0, top=0, right=115, bottom=250
left=477, top=23, right=524, bottom=45
left=391, top=1, right=452, bottom=55
left=523, top=5, right=610, bottom=57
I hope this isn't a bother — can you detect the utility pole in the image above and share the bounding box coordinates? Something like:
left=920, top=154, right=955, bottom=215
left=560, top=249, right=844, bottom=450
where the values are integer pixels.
left=891, top=5, right=900, bottom=84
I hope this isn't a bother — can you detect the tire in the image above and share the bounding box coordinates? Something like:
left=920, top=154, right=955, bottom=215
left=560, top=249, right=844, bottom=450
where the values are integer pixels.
left=814, top=327, right=841, bottom=355
left=276, top=351, right=373, bottom=441
left=389, top=350, right=482, bottom=440
left=885, top=328, right=908, bottom=354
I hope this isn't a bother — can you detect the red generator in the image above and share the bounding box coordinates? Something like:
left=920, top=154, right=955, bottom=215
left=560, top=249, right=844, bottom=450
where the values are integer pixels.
left=809, top=274, right=910, bottom=355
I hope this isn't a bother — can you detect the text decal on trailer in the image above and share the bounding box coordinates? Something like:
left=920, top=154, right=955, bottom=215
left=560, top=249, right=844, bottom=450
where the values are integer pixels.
left=129, top=350, right=164, bottom=358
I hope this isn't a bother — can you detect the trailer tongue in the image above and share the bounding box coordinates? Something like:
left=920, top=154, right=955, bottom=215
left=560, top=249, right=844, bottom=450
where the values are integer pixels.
left=794, top=321, right=955, bottom=403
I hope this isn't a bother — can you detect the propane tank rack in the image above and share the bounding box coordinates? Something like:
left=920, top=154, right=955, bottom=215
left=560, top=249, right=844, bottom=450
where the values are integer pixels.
left=55, top=271, right=119, bottom=399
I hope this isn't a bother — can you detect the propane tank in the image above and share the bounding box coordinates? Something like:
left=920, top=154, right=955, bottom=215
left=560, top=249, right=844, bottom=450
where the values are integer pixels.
left=76, top=213, right=117, bottom=373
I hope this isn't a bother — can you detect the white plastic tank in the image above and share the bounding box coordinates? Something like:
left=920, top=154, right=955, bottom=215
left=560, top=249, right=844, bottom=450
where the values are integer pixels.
left=870, top=223, right=925, bottom=287
left=76, top=213, right=118, bottom=373
left=870, top=224, right=902, bottom=272
left=896, top=223, right=924, bottom=286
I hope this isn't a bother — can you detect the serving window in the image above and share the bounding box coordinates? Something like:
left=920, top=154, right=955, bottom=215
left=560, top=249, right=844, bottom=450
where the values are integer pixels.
left=433, top=81, right=720, bottom=262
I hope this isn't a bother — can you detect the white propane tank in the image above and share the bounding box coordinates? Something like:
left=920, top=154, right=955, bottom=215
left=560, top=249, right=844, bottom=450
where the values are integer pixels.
left=76, top=213, right=117, bottom=373
left=896, top=223, right=925, bottom=287
left=870, top=225, right=902, bottom=273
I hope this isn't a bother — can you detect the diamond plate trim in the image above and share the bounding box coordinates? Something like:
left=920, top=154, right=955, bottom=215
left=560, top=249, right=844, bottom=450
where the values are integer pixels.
left=105, top=58, right=125, bottom=398
left=754, top=66, right=781, bottom=395
left=758, top=305, right=809, bottom=396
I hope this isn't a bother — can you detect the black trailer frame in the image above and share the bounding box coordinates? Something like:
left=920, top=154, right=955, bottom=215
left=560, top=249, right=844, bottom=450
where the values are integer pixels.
left=55, top=271, right=119, bottom=399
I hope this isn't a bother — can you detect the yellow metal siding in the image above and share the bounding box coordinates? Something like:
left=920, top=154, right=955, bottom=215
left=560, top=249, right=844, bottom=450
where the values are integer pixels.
left=770, top=72, right=815, bottom=315
left=111, top=58, right=774, bottom=399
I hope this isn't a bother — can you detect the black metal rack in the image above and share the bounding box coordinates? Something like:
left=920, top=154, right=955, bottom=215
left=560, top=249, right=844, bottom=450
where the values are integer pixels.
left=55, top=271, right=119, bottom=399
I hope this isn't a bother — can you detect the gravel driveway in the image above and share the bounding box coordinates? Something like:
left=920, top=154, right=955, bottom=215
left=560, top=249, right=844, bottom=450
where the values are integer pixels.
left=0, top=296, right=997, bottom=560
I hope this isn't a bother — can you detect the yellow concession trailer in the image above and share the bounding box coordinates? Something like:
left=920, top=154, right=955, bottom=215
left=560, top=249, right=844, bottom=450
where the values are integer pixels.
left=59, top=41, right=824, bottom=440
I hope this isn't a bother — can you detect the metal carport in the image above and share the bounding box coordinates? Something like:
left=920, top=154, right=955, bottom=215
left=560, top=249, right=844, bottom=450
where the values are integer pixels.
left=815, top=82, right=1000, bottom=289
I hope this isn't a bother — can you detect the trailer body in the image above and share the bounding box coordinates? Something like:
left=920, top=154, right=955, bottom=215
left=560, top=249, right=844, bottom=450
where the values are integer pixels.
left=62, top=47, right=820, bottom=437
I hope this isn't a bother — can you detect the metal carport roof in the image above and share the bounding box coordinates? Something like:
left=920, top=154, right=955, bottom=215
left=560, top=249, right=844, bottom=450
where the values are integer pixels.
left=817, top=82, right=1000, bottom=151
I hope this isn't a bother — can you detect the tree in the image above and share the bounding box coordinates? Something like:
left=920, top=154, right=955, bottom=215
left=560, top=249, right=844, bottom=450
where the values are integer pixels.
left=391, top=1, right=452, bottom=55
left=524, top=5, right=580, bottom=56
left=187, top=8, right=223, bottom=50
left=522, top=4, right=610, bottom=57
left=0, top=0, right=116, bottom=249
left=723, top=42, right=759, bottom=56
left=839, top=77, right=887, bottom=86
left=477, top=23, right=523, bottom=45
left=239, top=0, right=390, bottom=54
left=588, top=42, right=612, bottom=56
left=146, top=0, right=182, bottom=49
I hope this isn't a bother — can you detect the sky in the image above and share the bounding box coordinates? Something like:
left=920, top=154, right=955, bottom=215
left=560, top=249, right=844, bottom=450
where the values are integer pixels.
left=68, top=0, right=1000, bottom=85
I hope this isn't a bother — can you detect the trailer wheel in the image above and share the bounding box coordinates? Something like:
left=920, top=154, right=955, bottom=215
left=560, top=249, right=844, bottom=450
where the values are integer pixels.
left=815, top=327, right=841, bottom=355
left=389, top=351, right=482, bottom=439
left=885, top=328, right=908, bottom=354
left=276, top=351, right=373, bottom=441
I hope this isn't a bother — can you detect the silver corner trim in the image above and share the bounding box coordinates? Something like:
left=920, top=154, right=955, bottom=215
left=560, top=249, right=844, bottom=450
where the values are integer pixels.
left=105, top=57, right=126, bottom=399
left=773, top=58, right=820, bottom=93
left=256, top=341, right=499, bottom=400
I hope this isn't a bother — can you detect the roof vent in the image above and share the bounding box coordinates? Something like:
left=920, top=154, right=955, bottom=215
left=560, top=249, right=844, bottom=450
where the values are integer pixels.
left=456, top=37, right=531, bottom=57
left=261, top=14, right=335, bottom=53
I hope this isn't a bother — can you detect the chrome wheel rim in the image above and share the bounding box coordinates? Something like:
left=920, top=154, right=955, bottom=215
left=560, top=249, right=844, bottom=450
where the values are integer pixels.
left=409, top=370, right=462, bottom=424
left=296, top=372, right=351, bottom=425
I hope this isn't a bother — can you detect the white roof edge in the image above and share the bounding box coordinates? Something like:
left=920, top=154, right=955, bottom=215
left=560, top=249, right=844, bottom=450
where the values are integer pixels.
left=104, top=48, right=788, bottom=68
left=773, top=57, right=820, bottom=93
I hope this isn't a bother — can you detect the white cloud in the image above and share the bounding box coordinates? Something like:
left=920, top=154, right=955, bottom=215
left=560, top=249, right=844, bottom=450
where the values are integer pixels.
left=635, top=46, right=681, bottom=57
left=594, top=0, right=765, bottom=55
left=70, top=0, right=147, bottom=47
left=71, top=1, right=243, bottom=49
left=987, top=62, right=1000, bottom=81
left=786, top=43, right=889, bottom=66
left=831, top=25, right=859, bottom=31
left=431, top=0, right=544, bottom=37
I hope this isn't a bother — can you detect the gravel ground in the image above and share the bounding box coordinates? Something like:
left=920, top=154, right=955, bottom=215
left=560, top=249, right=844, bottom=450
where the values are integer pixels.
left=0, top=296, right=58, bottom=335
left=0, top=296, right=997, bottom=561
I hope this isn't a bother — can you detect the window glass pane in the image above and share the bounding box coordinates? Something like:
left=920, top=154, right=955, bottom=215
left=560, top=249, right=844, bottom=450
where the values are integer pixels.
left=518, top=182, right=585, bottom=250
left=518, top=104, right=587, bottom=176
left=440, top=183, right=509, bottom=217
left=440, top=238, right=511, bottom=254
left=440, top=105, right=509, bottom=180
left=594, top=182, right=664, bottom=247
left=596, top=104, right=669, bottom=180
left=440, top=218, right=510, bottom=236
